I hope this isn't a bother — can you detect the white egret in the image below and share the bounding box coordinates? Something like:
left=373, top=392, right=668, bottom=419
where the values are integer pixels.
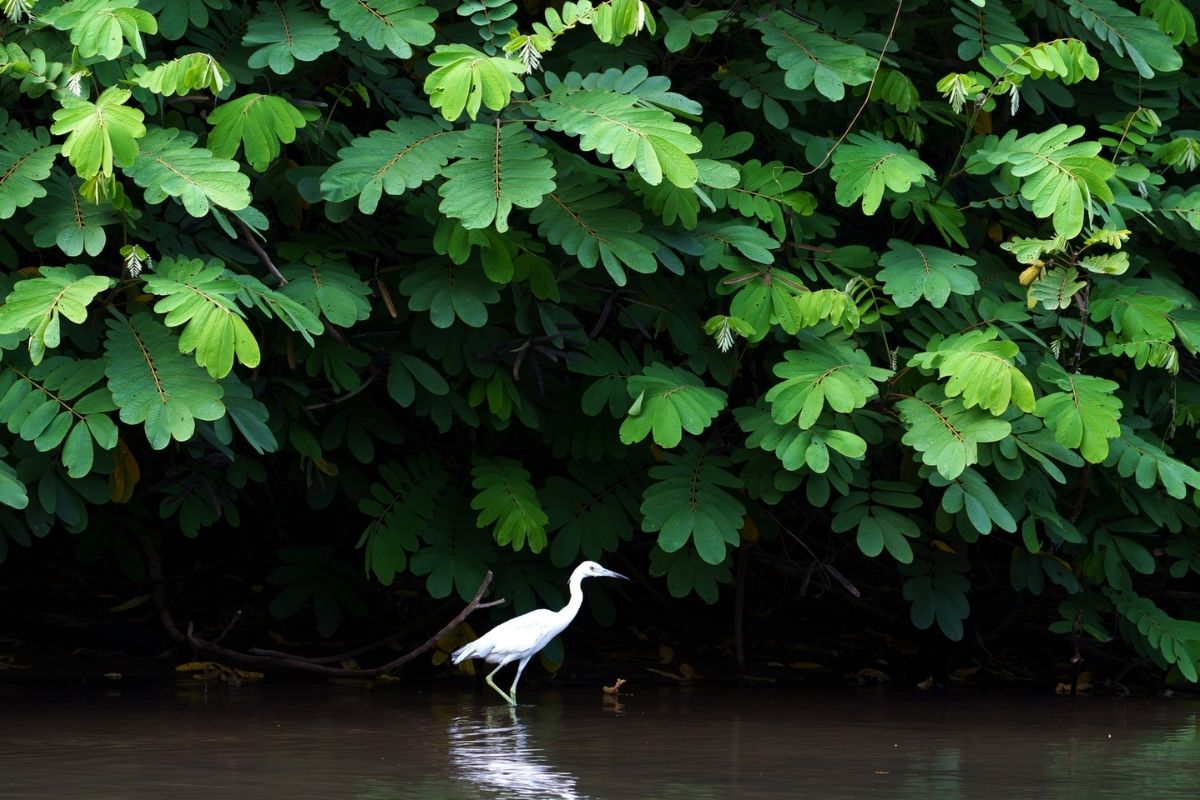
left=452, top=561, right=627, bottom=705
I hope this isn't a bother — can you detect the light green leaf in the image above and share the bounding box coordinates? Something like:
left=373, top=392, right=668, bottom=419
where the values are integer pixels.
left=243, top=0, right=341, bottom=75
left=534, top=82, right=702, bottom=187
left=103, top=313, right=225, bottom=450
left=142, top=256, right=261, bottom=379
left=0, top=127, right=59, bottom=219
left=757, top=10, right=875, bottom=101
left=765, top=334, right=892, bottom=429
left=207, top=94, right=306, bottom=172
left=50, top=87, right=146, bottom=180
left=1062, top=0, right=1182, bottom=78
left=830, top=132, right=934, bottom=215
left=530, top=175, right=658, bottom=286
left=642, top=441, right=744, bottom=566
left=909, top=329, right=1036, bottom=415
left=876, top=240, right=979, bottom=308
left=40, top=0, right=158, bottom=60
left=438, top=123, right=556, bottom=232
left=0, top=265, right=114, bottom=365
left=470, top=457, right=548, bottom=553
left=320, top=0, right=437, bottom=58
left=897, top=385, right=1011, bottom=480
left=423, top=44, right=524, bottom=122
left=320, top=118, right=456, bottom=214
left=125, top=127, right=251, bottom=216
left=1034, top=361, right=1122, bottom=463
left=619, top=363, right=727, bottom=448
left=130, top=53, right=229, bottom=96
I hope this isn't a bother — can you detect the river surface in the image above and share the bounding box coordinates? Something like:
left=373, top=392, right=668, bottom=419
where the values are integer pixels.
left=1, top=686, right=1197, bottom=799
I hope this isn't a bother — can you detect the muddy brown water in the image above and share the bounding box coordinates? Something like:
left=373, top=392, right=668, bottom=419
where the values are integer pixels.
left=1, top=686, right=1197, bottom=798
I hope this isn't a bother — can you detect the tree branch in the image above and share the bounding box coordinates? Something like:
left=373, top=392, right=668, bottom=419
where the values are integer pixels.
left=802, top=0, right=905, bottom=176
left=186, top=571, right=505, bottom=678
left=234, top=216, right=287, bottom=286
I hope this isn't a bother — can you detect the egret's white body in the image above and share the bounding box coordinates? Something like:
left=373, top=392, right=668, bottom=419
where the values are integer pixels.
left=452, top=561, right=627, bottom=704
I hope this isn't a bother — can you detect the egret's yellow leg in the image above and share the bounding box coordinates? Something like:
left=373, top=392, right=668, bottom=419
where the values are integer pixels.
left=509, top=656, right=531, bottom=704
left=486, top=664, right=515, bottom=705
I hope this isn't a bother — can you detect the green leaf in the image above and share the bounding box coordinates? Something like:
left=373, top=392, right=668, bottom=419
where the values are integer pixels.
left=357, top=456, right=448, bottom=585
left=831, top=481, right=922, bottom=563
left=217, top=374, right=277, bottom=455
left=935, top=468, right=1017, bottom=536
left=423, top=44, right=524, bottom=122
left=1028, top=267, right=1087, bottom=311
left=398, top=260, right=500, bottom=329
left=530, top=175, right=658, bottom=286
left=138, top=0, right=231, bottom=40
left=534, top=81, right=702, bottom=188
left=619, top=363, right=727, bottom=448
left=0, top=460, right=29, bottom=511
left=243, top=0, right=341, bottom=75
left=125, top=127, right=251, bottom=216
left=142, top=256, right=261, bottom=379
left=207, top=94, right=306, bottom=172
left=50, top=87, right=146, bottom=180
left=0, top=357, right=118, bottom=478
left=230, top=273, right=325, bottom=346
left=386, top=353, right=449, bottom=407
left=103, top=313, right=225, bottom=449
left=130, top=53, right=230, bottom=96
left=40, top=0, right=158, bottom=60
left=1062, top=0, right=1183, bottom=78
left=470, top=457, right=548, bottom=553
left=765, top=334, right=892, bottom=429
left=897, top=385, right=1011, bottom=480
left=641, top=441, right=745, bottom=566
left=438, top=123, right=556, bottom=232
left=320, top=118, right=456, bottom=214
left=545, top=462, right=638, bottom=567
left=280, top=259, right=373, bottom=328
left=909, top=329, right=1036, bottom=415
left=0, top=265, right=114, bottom=365
left=902, top=549, right=971, bottom=640
left=1033, top=361, right=1122, bottom=463
left=320, top=0, right=437, bottom=59
left=0, top=127, right=59, bottom=220
left=967, top=124, right=1115, bottom=238
left=738, top=405, right=868, bottom=473
left=1108, top=425, right=1200, bottom=500
left=570, top=339, right=644, bottom=417
left=876, top=240, right=980, bottom=309
left=830, top=132, right=934, bottom=215
left=709, top=159, right=812, bottom=239
left=757, top=11, right=875, bottom=101
left=25, top=170, right=118, bottom=257
left=648, top=545, right=732, bottom=604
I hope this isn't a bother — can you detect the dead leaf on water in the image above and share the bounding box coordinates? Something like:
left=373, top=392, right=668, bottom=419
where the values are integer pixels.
left=657, top=644, right=674, bottom=664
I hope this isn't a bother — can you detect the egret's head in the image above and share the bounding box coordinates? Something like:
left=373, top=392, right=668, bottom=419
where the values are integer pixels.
left=576, top=561, right=628, bottom=581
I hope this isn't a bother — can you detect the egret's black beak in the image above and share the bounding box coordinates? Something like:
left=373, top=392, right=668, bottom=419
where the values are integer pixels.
left=602, top=568, right=629, bottom=580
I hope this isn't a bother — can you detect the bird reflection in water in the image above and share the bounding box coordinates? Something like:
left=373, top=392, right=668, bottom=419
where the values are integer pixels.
left=448, top=705, right=585, bottom=800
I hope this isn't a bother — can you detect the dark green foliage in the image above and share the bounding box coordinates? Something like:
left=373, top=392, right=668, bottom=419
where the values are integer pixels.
left=2, top=0, right=1200, bottom=683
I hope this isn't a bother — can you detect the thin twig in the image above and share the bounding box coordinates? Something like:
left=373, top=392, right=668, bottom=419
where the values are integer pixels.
left=234, top=216, right=287, bottom=285
left=802, top=0, right=905, bottom=176
left=186, top=572, right=505, bottom=678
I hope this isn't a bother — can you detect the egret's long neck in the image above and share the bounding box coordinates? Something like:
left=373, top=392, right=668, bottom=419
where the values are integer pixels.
left=554, top=570, right=587, bottom=628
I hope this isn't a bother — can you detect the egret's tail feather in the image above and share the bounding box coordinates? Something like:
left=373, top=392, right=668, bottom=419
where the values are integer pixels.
left=451, top=642, right=476, bottom=665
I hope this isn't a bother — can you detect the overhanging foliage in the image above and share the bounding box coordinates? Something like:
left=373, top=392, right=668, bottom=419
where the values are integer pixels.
left=2, top=0, right=1200, bottom=683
